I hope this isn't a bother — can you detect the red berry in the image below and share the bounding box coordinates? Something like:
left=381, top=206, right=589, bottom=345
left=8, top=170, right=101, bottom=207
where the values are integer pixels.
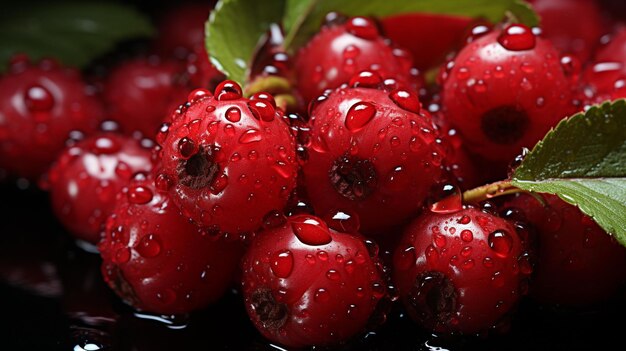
left=380, top=13, right=473, bottom=70
left=528, top=0, right=608, bottom=62
left=0, top=56, right=104, bottom=181
left=241, top=214, right=387, bottom=348
left=48, top=133, right=155, bottom=244
left=157, top=83, right=298, bottom=236
left=153, top=2, right=216, bottom=56
left=500, top=193, right=626, bottom=306
left=103, top=56, right=188, bottom=137
left=301, top=72, right=448, bottom=236
left=393, top=207, right=531, bottom=334
left=98, top=175, right=243, bottom=315
left=441, top=24, right=576, bottom=163
left=583, top=26, right=626, bottom=102
left=294, top=16, right=421, bottom=104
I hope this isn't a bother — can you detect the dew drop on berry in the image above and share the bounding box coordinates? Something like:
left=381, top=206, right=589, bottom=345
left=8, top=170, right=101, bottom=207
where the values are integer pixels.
left=238, top=129, right=263, bottom=144
left=188, top=88, right=211, bottom=102
left=92, top=136, right=121, bottom=154
left=497, top=24, right=535, bottom=51
left=214, top=80, right=242, bottom=101
left=225, top=107, right=241, bottom=122
left=326, top=269, right=341, bottom=281
left=272, top=161, right=293, bottom=179
left=461, top=229, right=473, bottom=242
left=349, top=70, right=383, bottom=88
left=290, top=216, right=332, bottom=246
left=346, top=17, right=378, bottom=40
left=346, top=304, right=359, bottom=319
left=491, top=271, right=505, bottom=288
left=248, top=101, right=276, bottom=121
left=114, top=248, right=130, bottom=264
left=325, top=209, right=360, bottom=233
left=209, top=173, right=229, bottom=194
left=488, top=230, right=513, bottom=257
left=136, top=234, right=161, bottom=258
left=262, top=210, right=286, bottom=229
left=156, top=288, right=177, bottom=304
left=127, top=185, right=153, bottom=204
left=315, top=288, right=330, bottom=302
left=345, top=101, right=376, bottom=131
left=24, top=84, right=54, bottom=111
left=389, top=89, right=421, bottom=113
left=429, top=184, right=463, bottom=214
left=155, top=173, right=173, bottom=191
left=317, top=250, right=329, bottom=261
left=433, top=233, right=447, bottom=248
left=483, top=257, right=494, bottom=268
left=270, top=250, right=294, bottom=278
left=178, top=137, right=197, bottom=159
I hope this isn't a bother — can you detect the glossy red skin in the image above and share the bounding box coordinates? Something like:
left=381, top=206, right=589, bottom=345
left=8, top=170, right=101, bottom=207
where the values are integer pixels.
left=103, top=57, right=188, bottom=137
left=393, top=207, right=531, bottom=334
left=48, top=133, right=154, bottom=244
left=241, top=214, right=386, bottom=348
left=381, top=13, right=473, bottom=71
left=99, top=177, right=244, bottom=315
left=0, top=57, right=104, bottom=181
left=153, top=2, right=215, bottom=56
left=529, top=0, right=608, bottom=62
left=583, top=27, right=626, bottom=101
left=294, top=18, right=419, bottom=104
left=441, top=27, right=576, bottom=163
left=301, top=85, right=448, bottom=236
left=501, top=193, right=626, bottom=306
left=158, top=86, right=298, bottom=235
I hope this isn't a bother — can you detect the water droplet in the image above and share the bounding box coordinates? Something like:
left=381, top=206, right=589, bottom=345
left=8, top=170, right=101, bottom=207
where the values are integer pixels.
left=458, top=215, right=471, bottom=225
left=389, top=89, right=421, bottom=113
left=114, top=247, right=130, bottom=263
left=326, top=269, right=340, bottom=281
left=346, top=17, right=378, bottom=40
left=345, top=101, right=376, bottom=131
left=155, top=173, right=173, bottom=191
left=225, top=107, right=241, bottom=122
left=488, top=230, right=513, bottom=257
left=498, top=24, right=536, bottom=51
left=461, top=229, right=473, bottom=242
left=325, top=209, right=360, bottom=233
left=209, top=173, right=228, bottom=194
left=188, top=88, right=211, bottom=102
left=248, top=100, right=276, bottom=121
left=429, top=184, right=463, bottom=214
left=315, top=288, right=330, bottom=302
left=433, top=233, right=446, bottom=248
left=349, top=70, right=382, bottom=88
left=239, top=129, right=262, bottom=144
left=25, top=84, right=54, bottom=111
left=127, top=185, right=153, bottom=204
left=178, top=137, right=196, bottom=159
left=491, top=271, right=505, bottom=288
left=214, top=80, right=242, bottom=101
left=136, top=234, right=162, bottom=258
left=270, top=250, right=294, bottom=278
left=156, top=288, right=177, bottom=304
left=290, top=215, right=332, bottom=245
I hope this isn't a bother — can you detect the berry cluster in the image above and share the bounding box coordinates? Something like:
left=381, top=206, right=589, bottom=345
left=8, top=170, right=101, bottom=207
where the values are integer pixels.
left=1, top=1, right=625, bottom=349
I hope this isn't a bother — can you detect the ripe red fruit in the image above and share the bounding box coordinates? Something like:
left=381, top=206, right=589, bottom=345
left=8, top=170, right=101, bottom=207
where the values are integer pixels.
left=441, top=24, right=576, bottom=163
left=528, top=0, right=608, bottom=62
left=103, top=56, right=188, bottom=137
left=99, top=175, right=243, bottom=315
left=393, top=207, right=532, bottom=334
left=380, top=13, right=473, bottom=71
left=0, top=55, right=104, bottom=181
left=301, top=71, right=448, bottom=236
left=153, top=2, right=216, bottom=56
left=47, top=133, right=155, bottom=245
left=583, top=26, right=626, bottom=102
left=241, top=214, right=387, bottom=348
left=500, top=193, right=626, bottom=306
left=294, top=16, right=421, bottom=104
left=157, top=82, right=298, bottom=236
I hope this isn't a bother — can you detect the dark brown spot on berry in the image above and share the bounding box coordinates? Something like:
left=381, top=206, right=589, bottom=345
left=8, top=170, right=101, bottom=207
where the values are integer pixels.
left=177, top=146, right=219, bottom=189
left=480, top=106, right=529, bottom=144
left=329, top=154, right=377, bottom=200
left=408, top=271, right=457, bottom=331
left=250, top=289, right=288, bottom=330
left=108, top=264, right=141, bottom=307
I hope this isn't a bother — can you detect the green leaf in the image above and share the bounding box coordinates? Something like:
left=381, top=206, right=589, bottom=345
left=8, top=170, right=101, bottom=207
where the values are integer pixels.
left=512, top=99, right=626, bottom=246
left=206, top=0, right=286, bottom=86
left=0, top=2, right=154, bottom=72
left=282, top=0, right=539, bottom=51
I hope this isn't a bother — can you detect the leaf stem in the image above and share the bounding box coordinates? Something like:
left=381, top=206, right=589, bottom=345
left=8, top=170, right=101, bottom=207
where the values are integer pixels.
left=462, top=180, right=525, bottom=204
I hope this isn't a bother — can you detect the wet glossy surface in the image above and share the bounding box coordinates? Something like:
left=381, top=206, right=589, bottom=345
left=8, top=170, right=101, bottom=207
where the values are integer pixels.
left=1, top=182, right=625, bottom=350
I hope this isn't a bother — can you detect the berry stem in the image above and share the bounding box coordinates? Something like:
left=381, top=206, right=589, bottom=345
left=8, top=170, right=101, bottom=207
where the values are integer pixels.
left=462, top=180, right=525, bottom=204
